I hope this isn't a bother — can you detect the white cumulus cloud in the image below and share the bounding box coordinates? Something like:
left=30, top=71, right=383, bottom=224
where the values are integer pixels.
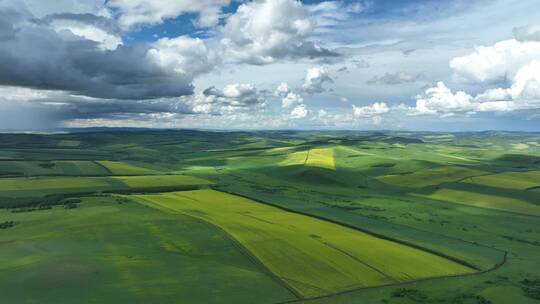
left=148, top=36, right=218, bottom=77
left=412, top=82, right=474, bottom=115
left=290, top=104, right=308, bottom=119
left=274, top=82, right=290, bottom=96
left=281, top=92, right=304, bottom=108
left=220, top=0, right=338, bottom=65
left=352, top=102, right=389, bottom=117
left=187, top=83, right=266, bottom=115
left=450, top=39, right=540, bottom=84
left=107, top=0, right=230, bottom=30
left=302, top=66, right=333, bottom=93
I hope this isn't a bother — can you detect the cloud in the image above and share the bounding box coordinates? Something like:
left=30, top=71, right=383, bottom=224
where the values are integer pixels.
left=306, top=0, right=370, bottom=34
left=352, top=102, right=389, bottom=117
left=0, top=81, right=268, bottom=124
left=476, top=60, right=540, bottom=109
left=274, top=82, right=290, bottom=96
left=281, top=92, right=304, bottom=108
left=46, top=13, right=122, bottom=50
left=0, top=85, right=192, bottom=120
left=189, top=83, right=267, bottom=114
left=412, top=82, right=474, bottom=115
left=290, top=104, right=308, bottom=119
left=273, top=81, right=306, bottom=110
left=302, top=66, right=333, bottom=93
left=411, top=61, right=540, bottom=115
left=148, top=36, right=218, bottom=77
left=412, top=37, right=540, bottom=116
left=449, top=39, right=540, bottom=84
left=352, top=59, right=370, bottom=68
left=21, top=0, right=108, bottom=18
left=0, top=4, right=217, bottom=100
left=220, top=0, right=340, bottom=65
left=513, top=24, right=540, bottom=42
left=107, top=0, right=230, bottom=30
left=367, top=72, right=418, bottom=85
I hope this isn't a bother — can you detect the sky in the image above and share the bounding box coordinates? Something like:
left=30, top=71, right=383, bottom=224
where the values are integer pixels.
left=0, top=0, right=539, bottom=131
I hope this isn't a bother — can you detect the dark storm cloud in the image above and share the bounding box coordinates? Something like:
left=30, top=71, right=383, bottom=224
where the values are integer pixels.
left=51, top=98, right=194, bottom=120
left=0, top=3, right=197, bottom=100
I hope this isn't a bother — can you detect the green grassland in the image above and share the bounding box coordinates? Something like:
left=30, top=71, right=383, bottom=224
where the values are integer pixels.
left=1, top=130, right=540, bottom=303
left=377, top=166, right=487, bottom=188
left=0, top=160, right=110, bottom=176
left=0, top=196, right=293, bottom=304
left=462, top=171, right=540, bottom=190
left=96, top=160, right=159, bottom=175
left=133, top=189, right=473, bottom=298
left=0, top=175, right=213, bottom=199
left=415, top=188, right=540, bottom=216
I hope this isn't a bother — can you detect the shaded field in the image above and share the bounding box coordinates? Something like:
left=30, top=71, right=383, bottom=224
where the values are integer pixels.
left=414, top=188, right=540, bottom=216
left=377, top=166, right=486, bottom=188
left=0, top=175, right=213, bottom=199
left=462, top=171, right=540, bottom=190
left=133, top=189, right=474, bottom=299
left=0, top=160, right=110, bottom=177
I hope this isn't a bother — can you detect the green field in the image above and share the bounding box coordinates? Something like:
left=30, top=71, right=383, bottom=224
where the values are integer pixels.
left=134, top=189, right=473, bottom=298
left=415, top=188, right=540, bottom=216
left=0, top=175, right=213, bottom=199
left=0, top=160, right=110, bottom=176
left=1, top=130, right=540, bottom=303
left=96, top=160, right=159, bottom=175
left=0, top=196, right=293, bottom=303
left=378, top=166, right=487, bottom=188
left=462, top=171, right=540, bottom=190
left=279, top=147, right=335, bottom=170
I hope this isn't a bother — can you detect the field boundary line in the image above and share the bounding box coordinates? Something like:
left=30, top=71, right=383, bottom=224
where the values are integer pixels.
left=91, top=160, right=113, bottom=174
left=526, top=185, right=540, bottom=191
left=303, top=149, right=311, bottom=166
left=321, top=241, right=395, bottom=282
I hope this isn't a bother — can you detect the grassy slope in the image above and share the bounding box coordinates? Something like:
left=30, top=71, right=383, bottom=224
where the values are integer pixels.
left=134, top=189, right=473, bottom=299
left=462, top=171, right=540, bottom=190
left=0, top=196, right=294, bottom=304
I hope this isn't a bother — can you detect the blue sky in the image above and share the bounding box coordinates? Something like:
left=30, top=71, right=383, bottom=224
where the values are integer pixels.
left=0, top=0, right=539, bottom=131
